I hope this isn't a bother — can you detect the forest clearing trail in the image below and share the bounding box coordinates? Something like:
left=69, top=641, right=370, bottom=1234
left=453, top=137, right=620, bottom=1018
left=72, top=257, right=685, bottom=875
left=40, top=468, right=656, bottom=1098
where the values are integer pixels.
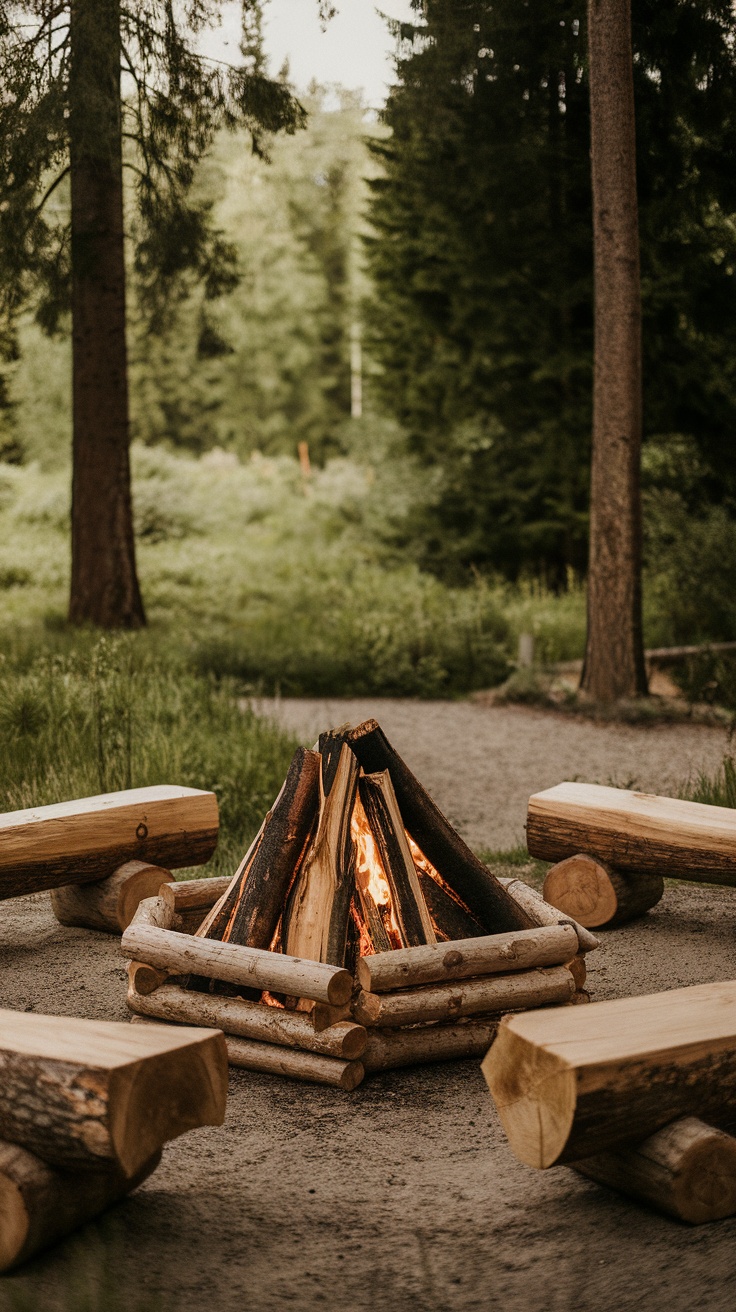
left=256, top=696, right=730, bottom=851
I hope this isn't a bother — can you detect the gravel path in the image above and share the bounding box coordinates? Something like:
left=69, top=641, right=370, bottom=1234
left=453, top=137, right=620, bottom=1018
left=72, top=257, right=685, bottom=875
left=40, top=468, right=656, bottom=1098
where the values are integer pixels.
left=255, top=697, right=731, bottom=849
left=2, top=700, right=736, bottom=1312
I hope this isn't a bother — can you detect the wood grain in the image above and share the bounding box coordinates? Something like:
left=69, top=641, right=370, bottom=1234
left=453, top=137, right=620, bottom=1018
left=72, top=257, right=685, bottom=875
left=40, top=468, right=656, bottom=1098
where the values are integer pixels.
left=356, top=924, right=578, bottom=993
left=51, top=860, right=174, bottom=933
left=543, top=854, right=664, bottom=928
left=0, top=785, right=218, bottom=898
left=483, top=981, right=736, bottom=1168
left=355, top=965, right=574, bottom=1027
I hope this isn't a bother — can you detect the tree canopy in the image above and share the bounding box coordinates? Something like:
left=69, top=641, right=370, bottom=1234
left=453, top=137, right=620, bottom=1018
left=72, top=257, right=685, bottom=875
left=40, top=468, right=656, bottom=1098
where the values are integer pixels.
left=365, top=0, right=736, bottom=584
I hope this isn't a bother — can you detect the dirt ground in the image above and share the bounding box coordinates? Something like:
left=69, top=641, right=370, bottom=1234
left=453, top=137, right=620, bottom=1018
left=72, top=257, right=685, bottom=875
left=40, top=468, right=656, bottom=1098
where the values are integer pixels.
left=2, top=700, right=736, bottom=1312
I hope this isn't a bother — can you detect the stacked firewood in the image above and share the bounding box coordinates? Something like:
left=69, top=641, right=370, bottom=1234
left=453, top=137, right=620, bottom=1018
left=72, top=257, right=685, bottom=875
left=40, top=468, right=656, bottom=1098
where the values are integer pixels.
left=0, top=1009, right=227, bottom=1270
left=483, top=981, right=736, bottom=1224
left=122, top=720, right=598, bottom=1088
left=0, top=784, right=219, bottom=932
left=527, top=781, right=736, bottom=929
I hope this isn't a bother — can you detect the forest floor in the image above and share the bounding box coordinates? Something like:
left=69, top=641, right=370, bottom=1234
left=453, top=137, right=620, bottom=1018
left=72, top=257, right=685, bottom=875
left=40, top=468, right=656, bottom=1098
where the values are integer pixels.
left=2, top=700, right=736, bottom=1312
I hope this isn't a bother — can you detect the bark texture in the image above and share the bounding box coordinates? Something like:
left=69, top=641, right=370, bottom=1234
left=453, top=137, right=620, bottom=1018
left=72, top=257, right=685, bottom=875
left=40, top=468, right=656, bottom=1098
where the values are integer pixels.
left=69, top=0, right=144, bottom=627
left=581, top=0, right=647, bottom=700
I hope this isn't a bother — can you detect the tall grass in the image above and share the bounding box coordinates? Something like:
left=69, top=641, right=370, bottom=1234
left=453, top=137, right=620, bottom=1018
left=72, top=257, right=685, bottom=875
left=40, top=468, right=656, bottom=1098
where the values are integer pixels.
left=683, top=754, right=736, bottom=809
left=0, top=638, right=298, bottom=876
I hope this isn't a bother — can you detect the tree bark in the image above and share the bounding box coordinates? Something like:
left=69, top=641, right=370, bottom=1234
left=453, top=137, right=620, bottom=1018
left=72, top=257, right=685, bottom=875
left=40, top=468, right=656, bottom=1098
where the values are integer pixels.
left=483, top=980, right=736, bottom=1168
left=362, top=1020, right=498, bottom=1072
left=498, top=877, right=600, bottom=954
left=581, top=0, right=647, bottom=701
left=69, top=0, right=144, bottom=628
left=356, top=924, right=578, bottom=993
left=51, top=860, right=173, bottom=934
left=355, top=965, right=574, bottom=1028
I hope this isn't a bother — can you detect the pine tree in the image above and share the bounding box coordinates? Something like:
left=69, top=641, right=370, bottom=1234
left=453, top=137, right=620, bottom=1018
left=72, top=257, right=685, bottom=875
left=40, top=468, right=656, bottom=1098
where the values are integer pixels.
left=0, top=0, right=304, bottom=627
left=366, top=0, right=736, bottom=585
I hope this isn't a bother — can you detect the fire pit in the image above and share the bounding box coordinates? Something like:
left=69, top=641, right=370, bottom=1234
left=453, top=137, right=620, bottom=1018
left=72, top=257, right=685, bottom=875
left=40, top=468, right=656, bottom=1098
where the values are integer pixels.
left=122, top=720, right=594, bottom=1088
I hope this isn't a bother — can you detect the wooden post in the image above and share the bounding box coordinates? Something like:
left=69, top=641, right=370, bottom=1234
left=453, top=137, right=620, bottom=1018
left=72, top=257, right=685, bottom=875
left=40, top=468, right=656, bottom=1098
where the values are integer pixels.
left=543, top=854, right=663, bottom=928
left=482, top=980, right=736, bottom=1168
left=0, top=1009, right=227, bottom=1176
left=0, top=785, right=218, bottom=898
left=355, top=965, right=574, bottom=1027
left=575, top=1117, right=736, bottom=1224
left=0, top=1140, right=160, bottom=1273
left=51, top=860, right=174, bottom=933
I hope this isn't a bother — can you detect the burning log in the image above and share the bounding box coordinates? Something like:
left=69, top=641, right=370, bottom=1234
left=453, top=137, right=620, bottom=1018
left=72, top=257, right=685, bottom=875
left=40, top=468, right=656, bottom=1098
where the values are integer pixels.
left=283, top=741, right=360, bottom=967
left=0, top=785, right=218, bottom=898
left=482, top=980, right=736, bottom=1168
left=498, top=877, right=599, bottom=954
left=127, top=981, right=368, bottom=1060
left=356, top=924, right=578, bottom=993
left=416, top=870, right=484, bottom=941
left=347, top=720, right=532, bottom=934
left=130, top=1018, right=365, bottom=1090
left=527, top=781, right=736, bottom=886
left=542, top=855, right=664, bottom=929
left=574, top=1117, right=736, bottom=1224
left=121, top=924, right=354, bottom=1006
left=0, top=1008, right=226, bottom=1176
left=195, top=748, right=321, bottom=947
left=51, top=860, right=174, bottom=934
left=0, top=1141, right=161, bottom=1273
left=362, top=1020, right=498, bottom=1072
left=355, top=964, right=574, bottom=1027
left=359, top=770, right=436, bottom=947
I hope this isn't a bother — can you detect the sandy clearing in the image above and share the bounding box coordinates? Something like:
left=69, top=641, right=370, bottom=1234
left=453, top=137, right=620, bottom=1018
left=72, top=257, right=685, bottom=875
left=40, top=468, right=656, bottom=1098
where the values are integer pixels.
left=1, top=700, right=736, bottom=1312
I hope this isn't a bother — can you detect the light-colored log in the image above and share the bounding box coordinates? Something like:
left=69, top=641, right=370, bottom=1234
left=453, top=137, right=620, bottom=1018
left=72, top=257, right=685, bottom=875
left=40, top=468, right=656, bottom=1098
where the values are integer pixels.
left=225, top=1034, right=364, bottom=1089
left=356, top=924, right=578, bottom=993
left=127, top=982, right=367, bottom=1060
left=309, top=1002, right=354, bottom=1033
left=499, top=877, right=599, bottom=953
left=570, top=989, right=591, bottom=1005
left=0, top=785, right=219, bottom=898
left=126, top=960, right=169, bottom=996
left=543, top=854, right=664, bottom=929
left=160, top=876, right=233, bottom=916
left=482, top=980, right=736, bottom=1169
left=0, top=1140, right=161, bottom=1273
left=51, top=860, right=174, bottom=933
left=575, top=1117, right=736, bottom=1224
left=363, top=1020, right=498, bottom=1071
left=121, top=923, right=353, bottom=1006
left=354, top=965, right=574, bottom=1027
left=527, top=781, right=736, bottom=885
left=0, top=1008, right=227, bottom=1176
left=128, top=893, right=178, bottom=932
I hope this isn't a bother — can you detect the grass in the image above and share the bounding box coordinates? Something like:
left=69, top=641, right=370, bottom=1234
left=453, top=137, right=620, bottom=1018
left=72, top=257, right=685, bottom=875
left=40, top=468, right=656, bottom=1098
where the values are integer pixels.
left=0, top=637, right=298, bottom=877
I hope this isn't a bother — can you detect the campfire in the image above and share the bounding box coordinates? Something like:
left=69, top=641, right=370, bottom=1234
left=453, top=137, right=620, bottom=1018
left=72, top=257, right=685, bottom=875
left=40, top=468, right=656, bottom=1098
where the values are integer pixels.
left=123, top=720, right=592, bottom=1087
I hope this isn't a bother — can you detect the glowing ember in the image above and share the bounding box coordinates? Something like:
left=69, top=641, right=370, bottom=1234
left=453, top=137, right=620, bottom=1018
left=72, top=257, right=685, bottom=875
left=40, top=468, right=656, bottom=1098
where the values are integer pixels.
left=351, top=795, right=403, bottom=951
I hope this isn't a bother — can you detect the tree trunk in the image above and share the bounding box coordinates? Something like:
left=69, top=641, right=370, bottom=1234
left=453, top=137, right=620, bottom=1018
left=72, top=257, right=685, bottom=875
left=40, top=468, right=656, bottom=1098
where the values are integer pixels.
left=69, top=0, right=145, bottom=628
left=581, top=0, right=646, bottom=700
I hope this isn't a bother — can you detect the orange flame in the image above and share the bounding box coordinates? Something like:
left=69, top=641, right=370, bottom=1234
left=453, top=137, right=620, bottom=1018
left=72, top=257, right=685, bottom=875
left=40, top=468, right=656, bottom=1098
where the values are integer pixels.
left=351, top=794, right=403, bottom=952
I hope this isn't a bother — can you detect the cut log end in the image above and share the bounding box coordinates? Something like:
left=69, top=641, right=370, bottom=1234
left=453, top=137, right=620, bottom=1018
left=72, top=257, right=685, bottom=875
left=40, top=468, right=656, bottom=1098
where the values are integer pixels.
left=543, top=855, right=664, bottom=929
left=481, top=1022, right=576, bottom=1169
left=51, top=861, right=174, bottom=934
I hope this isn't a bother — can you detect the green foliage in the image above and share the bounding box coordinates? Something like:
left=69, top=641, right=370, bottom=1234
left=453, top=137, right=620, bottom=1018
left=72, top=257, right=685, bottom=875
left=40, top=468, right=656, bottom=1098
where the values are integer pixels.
left=366, top=0, right=736, bottom=583
left=683, top=755, right=736, bottom=808
left=0, top=636, right=298, bottom=876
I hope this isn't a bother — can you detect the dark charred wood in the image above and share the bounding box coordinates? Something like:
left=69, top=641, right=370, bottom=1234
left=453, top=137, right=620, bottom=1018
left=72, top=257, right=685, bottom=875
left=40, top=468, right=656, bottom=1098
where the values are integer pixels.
left=359, top=771, right=436, bottom=948
left=347, top=721, right=532, bottom=934
left=418, top=871, right=485, bottom=941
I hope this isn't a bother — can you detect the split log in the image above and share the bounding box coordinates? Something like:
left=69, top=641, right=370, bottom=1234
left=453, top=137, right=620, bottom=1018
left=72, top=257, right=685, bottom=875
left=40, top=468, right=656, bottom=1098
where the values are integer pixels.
left=499, top=877, right=600, bottom=954
left=347, top=720, right=532, bottom=934
left=359, top=770, right=436, bottom=947
left=527, top=781, right=736, bottom=886
left=543, top=854, right=664, bottom=928
left=127, top=960, right=169, bottom=996
left=417, top=871, right=485, bottom=941
left=283, top=742, right=360, bottom=967
left=355, top=965, right=574, bottom=1028
left=356, top=924, right=578, bottom=993
left=363, top=1020, right=498, bottom=1072
left=127, top=982, right=368, bottom=1060
left=0, top=1008, right=227, bottom=1176
left=121, top=923, right=353, bottom=1006
left=566, top=955, right=587, bottom=991
left=575, top=1117, right=736, bottom=1224
left=0, top=785, right=218, bottom=898
left=51, top=860, right=174, bottom=934
left=195, top=748, right=320, bottom=948
left=0, top=1140, right=161, bottom=1273
left=482, top=980, right=736, bottom=1169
